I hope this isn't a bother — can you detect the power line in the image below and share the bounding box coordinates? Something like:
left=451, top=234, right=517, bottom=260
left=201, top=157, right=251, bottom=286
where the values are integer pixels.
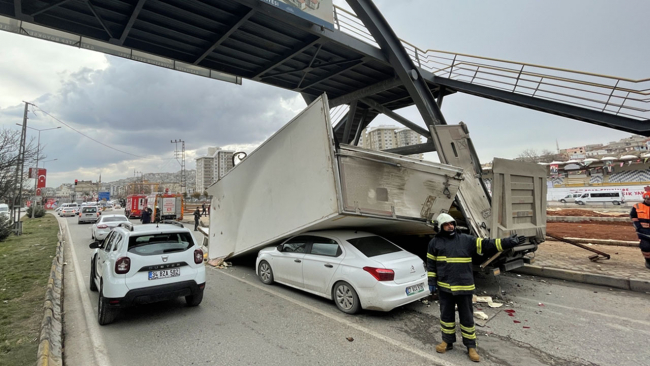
left=32, top=105, right=175, bottom=160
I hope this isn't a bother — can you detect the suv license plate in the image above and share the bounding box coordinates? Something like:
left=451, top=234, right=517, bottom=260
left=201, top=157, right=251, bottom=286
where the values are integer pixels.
left=406, top=283, right=425, bottom=296
left=148, top=268, right=181, bottom=280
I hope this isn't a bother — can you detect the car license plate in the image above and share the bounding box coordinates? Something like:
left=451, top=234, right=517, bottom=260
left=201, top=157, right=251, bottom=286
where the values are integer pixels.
left=406, top=283, right=425, bottom=296
left=148, top=268, right=180, bottom=280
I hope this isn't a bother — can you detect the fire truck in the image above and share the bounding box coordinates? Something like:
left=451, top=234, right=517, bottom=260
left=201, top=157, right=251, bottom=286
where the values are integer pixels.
left=125, top=194, right=147, bottom=218
left=145, top=192, right=184, bottom=222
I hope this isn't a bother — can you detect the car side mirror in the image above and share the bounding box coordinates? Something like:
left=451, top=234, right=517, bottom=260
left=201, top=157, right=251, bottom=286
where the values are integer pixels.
left=277, top=244, right=283, bottom=252
left=89, top=241, right=101, bottom=249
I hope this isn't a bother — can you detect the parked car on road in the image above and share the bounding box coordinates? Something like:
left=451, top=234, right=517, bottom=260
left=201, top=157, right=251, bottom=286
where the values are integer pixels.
left=89, top=222, right=206, bottom=325
left=78, top=206, right=100, bottom=224
left=91, top=214, right=129, bottom=241
left=256, top=230, right=429, bottom=314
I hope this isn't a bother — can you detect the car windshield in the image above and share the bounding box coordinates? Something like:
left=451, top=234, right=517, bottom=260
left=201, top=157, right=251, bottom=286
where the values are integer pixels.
left=128, top=232, right=194, bottom=256
left=347, top=236, right=402, bottom=257
left=0, top=207, right=8, bottom=212
left=102, top=216, right=127, bottom=223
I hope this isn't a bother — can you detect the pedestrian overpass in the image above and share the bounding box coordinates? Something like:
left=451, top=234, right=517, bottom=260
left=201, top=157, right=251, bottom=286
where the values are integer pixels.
left=1, top=0, right=648, bottom=154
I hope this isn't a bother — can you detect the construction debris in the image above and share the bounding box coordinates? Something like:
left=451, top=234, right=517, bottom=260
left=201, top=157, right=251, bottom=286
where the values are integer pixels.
left=474, top=311, right=489, bottom=320
left=473, top=295, right=503, bottom=308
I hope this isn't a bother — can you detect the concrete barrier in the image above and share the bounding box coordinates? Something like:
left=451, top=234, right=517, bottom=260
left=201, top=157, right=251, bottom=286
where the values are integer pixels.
left=561, top=237, right=639, bottom=247
left=36, top=222, right=65, bottom=366
left=513, top=265, right=650, bottom=293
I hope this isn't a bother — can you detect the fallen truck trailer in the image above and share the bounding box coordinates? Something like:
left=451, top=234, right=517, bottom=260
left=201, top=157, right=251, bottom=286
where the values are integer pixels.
left=208, top=94, right=546, bottom=273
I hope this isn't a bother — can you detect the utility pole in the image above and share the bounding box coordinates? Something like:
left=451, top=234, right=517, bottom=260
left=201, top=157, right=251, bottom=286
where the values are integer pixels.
left=11, top=102, right=30, bottom=234
left=171, top=139, right=186, bottom=194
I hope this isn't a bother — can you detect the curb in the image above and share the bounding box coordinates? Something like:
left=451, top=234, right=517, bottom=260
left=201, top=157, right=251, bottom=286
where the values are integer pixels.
left=547, top=215, right=628, bottom=223
left=36, top=222, right=65, bottom=366
left=560, top=237, right=639, bottom=247
left=513, top=265, right=650, bottom=294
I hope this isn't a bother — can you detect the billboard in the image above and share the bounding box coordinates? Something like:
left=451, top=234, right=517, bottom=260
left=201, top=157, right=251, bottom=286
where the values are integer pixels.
left=29, top=168, right=47, bottom=196
left=259, top=0, right=334, bottom=30
left=98, top=192, right=110, bottom=201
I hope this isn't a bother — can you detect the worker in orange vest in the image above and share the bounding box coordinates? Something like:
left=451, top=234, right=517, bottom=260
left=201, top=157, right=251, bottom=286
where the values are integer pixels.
left=630, top=192, right=650, bottom=270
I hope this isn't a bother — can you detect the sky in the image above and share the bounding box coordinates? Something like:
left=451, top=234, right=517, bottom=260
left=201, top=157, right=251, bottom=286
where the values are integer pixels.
left=0, top=0, right=646, bottom=187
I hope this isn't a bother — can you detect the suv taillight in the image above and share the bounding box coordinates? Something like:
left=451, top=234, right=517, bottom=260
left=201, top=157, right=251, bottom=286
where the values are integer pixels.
left=115, top=257, right=131, bottom=274
left=194, top=249, right=203, bottom=264
left=97, top=224, right=108, bottom=229
left=363, top=267, right=395, bottom=281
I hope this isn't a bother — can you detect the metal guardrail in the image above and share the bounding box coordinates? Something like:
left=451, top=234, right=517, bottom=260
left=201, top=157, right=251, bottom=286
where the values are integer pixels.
left=332, top=6, right=649, bottom=121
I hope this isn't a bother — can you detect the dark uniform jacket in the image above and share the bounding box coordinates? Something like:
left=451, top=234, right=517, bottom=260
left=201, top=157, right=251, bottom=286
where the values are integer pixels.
left=427, top=231, right=519, bottom=295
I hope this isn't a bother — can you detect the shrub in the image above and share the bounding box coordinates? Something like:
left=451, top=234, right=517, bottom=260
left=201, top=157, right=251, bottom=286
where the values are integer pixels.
left=25, top=206, right=46, bottom=218
left=0, top=215, right=10, bottom=241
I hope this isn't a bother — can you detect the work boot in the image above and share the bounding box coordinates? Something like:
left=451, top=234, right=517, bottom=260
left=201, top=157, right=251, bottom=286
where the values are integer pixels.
left=468, top=348, right=480, bottom=362
left=435, top=342, right=453, bottom=353
left=645, top=260, right=650, bottom=270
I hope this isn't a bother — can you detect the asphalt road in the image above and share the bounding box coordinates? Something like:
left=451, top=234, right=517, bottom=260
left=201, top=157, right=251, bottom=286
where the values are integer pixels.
left=60, top=215, right=650, bottom=366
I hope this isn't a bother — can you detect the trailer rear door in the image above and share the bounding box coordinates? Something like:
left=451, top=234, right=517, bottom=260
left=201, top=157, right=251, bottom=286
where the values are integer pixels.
left=489, top=158, right=547, bottom=242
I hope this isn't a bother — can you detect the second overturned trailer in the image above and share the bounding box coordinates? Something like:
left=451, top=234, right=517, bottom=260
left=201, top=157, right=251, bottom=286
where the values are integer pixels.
left=208, top=95, right=547, bottom=273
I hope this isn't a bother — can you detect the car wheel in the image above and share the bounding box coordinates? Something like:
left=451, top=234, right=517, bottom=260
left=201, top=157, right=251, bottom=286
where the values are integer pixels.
left=89, top=258, right=98, bottom=292
left=613, top=201, right=620, bottom=205
left=560, top=199, right=566, bottom=203
left=98, top=284, right=116, bottom=325
left=333, top=281, right=360, bottom=314
left=185, top=289, right=204, bottom=307
left=258, top=261, right=274, bottom=285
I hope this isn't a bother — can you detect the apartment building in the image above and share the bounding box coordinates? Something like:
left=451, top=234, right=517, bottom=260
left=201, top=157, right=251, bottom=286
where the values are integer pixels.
left=359, top=125, right=423, bottom=159
left=195, top=147, right=234, bottom=193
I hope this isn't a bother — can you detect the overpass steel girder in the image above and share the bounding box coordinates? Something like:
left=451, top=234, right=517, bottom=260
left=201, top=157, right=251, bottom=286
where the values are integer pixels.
left=430, top=76, right=650, bottom=136
left=345, top=0, right=449, bottom=161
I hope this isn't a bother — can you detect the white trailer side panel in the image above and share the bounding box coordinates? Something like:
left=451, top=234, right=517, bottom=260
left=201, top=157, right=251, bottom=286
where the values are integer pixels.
left=208, top=96, right=340, bottom=259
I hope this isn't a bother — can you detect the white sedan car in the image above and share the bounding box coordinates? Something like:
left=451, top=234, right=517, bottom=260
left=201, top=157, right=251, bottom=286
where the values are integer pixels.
left=60, top=207, right=78, bottom=217
left=91, top=214, right=130, bottom=241
left=256, top=230, right=429, bottom=314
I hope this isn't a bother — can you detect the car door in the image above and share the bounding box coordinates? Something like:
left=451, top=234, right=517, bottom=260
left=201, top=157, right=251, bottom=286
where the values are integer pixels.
left=273, top=236, right=308, bottom=287
left=96, top=232, right=116, bottom=280
left=301, top=236, right=344, bottom=296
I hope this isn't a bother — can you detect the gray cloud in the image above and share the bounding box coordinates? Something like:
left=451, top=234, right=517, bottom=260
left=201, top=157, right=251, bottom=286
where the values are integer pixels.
left=1, top=56, right=304, bottom=185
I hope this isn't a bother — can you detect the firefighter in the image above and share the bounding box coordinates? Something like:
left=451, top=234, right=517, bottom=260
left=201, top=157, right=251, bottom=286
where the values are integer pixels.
left=427, top=213, right=525, bottom=362
left=630, top=192, right=650, bottom=270
left=193, top=207, right=201, bottom=231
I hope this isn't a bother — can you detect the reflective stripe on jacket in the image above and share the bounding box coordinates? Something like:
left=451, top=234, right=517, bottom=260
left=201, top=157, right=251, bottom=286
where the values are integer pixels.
left=427, top=232, right=518, bottom=295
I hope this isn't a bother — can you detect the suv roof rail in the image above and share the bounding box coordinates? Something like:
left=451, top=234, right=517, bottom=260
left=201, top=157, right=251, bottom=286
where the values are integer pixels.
left=160, top=220, right=184, bottom=228
left=118, top=222, right=134, bottom=231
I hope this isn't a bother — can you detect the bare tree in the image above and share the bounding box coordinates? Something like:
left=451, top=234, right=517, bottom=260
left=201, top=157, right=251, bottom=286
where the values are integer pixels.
left=0, top=128, right=38, bottom=207
left=517, top=149, right=539, bottom=163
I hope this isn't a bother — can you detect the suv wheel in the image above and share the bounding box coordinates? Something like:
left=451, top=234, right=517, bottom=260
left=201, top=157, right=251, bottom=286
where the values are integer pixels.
left=560, top=199, right=566, bottom=203
left=98, top=285, right=116, bottom=325
left=258, top=261, right=274, bottom=285
left=185, top=289, right=204, bottom=307
left=333, top=281, right=360, bottom=314
left=89, top=258, right=98, bottom=292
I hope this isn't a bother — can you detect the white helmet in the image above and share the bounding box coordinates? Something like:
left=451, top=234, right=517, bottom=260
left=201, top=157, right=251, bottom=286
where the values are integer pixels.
left=435, top=213, right=456, bottom=226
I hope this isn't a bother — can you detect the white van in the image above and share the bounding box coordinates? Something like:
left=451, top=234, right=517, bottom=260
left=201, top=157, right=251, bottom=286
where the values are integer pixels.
left=575, top=190, right=624, bottom=205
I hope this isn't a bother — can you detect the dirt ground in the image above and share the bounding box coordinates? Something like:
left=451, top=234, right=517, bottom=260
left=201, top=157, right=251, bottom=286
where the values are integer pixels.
left=546, top=208, right=627, bottom=217
left=547, top=221, right=637, bottom=241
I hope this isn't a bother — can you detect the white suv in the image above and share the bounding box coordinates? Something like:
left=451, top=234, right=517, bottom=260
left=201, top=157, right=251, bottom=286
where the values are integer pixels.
left=89, top=222, right=206, bottom=325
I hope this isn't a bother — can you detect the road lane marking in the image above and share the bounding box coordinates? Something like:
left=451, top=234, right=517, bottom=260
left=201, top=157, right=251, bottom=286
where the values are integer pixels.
left=64, top=219, right=113, bottom=366
left=211, top=267, right=455, bottom=366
